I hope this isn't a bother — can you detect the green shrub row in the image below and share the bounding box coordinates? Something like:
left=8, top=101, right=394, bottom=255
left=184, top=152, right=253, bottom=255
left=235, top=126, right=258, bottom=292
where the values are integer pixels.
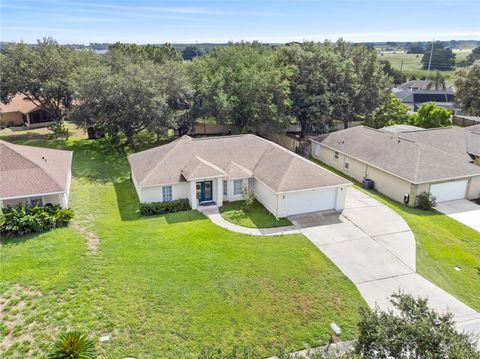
left=0, top=203, right=74, bottom=238
left=139, top=198, right=191, bottom=216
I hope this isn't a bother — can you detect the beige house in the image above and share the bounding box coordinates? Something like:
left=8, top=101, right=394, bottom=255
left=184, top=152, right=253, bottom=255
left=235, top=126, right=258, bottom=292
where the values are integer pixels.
left=0, top=93, right=55, bottom=128
left=128, top=134, right=350, bottom=218
left=310, top=125, right=480, bottom=206
left=0, top=140, right=73, bottom=209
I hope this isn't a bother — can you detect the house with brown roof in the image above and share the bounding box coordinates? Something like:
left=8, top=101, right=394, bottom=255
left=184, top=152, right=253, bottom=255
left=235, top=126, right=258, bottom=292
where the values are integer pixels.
left=128, top=134, right=351, bottom=218
left=0, top=93, right=55, bottom=128
left=0, top=141, right=73, bottom=209
left=310, top=125, right=480, bottom=205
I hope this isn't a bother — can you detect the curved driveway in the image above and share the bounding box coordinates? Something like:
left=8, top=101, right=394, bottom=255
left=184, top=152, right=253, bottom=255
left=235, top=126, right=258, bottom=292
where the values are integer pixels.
left=288, top=187, right=480, bottom=339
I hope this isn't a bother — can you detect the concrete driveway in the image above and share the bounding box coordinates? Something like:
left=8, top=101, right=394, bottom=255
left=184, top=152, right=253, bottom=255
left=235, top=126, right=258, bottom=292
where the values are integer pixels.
left=289, top=187, right=480, bottom=339
left=435, top=199, right=480, bottom=232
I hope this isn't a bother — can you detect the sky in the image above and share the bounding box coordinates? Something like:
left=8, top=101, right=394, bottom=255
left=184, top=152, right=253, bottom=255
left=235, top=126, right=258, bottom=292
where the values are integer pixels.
left=1, top=0, right=479, bottom=44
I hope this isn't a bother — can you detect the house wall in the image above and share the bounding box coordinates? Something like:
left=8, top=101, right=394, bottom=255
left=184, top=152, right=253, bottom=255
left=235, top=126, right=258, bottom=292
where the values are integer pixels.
left=0, top=112, right=24, bottom=126
left=140, top=182, right=190, bottom=203
left=252, top=179, right=279, bottom=217
left=0, top=193, right=65, bottom=209
left=467, top=176, right=480, bottom=200
left=314, top=143, right=415, bottom=205
left=223, top=178, right=248, bottom=202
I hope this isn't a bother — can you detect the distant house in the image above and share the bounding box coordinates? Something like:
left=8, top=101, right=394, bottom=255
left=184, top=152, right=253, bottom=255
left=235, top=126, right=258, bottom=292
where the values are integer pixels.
left=392, top=88, right=456, bottom=112
left=0, top=93, right=55, bottom=128
left=310, top=125, right=480, bottom=205
left=397, top=80, right=429, bottom=91
left=0, top=140, right=73, bottom=209
left=128, top=134, right=350, bottom=218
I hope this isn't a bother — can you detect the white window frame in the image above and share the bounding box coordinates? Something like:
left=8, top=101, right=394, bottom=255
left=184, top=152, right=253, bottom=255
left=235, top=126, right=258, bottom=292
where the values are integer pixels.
left=344, top=156, right=350, bottom=170
left=233, top=179, right=242, bottom=196
left=334, top=151, right=339, bottom=160
left=162, top=185, right=173, bottom=202
left=223, top=180, right=228, bottom=196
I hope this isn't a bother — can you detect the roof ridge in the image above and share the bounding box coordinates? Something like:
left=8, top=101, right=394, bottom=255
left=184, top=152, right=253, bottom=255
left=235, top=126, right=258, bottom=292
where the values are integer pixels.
left=194, top=156, right=227, bottom=175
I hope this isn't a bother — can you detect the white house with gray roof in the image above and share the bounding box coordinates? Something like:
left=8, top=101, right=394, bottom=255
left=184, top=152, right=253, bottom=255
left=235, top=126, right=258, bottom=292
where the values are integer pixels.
left=128, top=134, right=351, bottom=218
left=310, top=125, right=480, bottom=205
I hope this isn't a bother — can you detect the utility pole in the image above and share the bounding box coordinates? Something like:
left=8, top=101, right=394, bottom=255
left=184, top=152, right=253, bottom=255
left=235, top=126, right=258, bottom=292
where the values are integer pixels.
left=426, top=39, right=434, bottom=82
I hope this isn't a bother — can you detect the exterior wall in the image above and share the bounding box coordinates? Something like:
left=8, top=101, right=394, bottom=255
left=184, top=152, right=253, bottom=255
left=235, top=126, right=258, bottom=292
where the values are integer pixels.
left=140, top=182, right=190, bottom=203
left=252, top=179, right=279, bottom=217
left=467, top=176, right=480, bottom=200
left=0, top=112, right=24, bottom=126
left=314, top=143, right=415, bottom=205
left=223, top=178, right=249, bottom=202
left=335, top=186, right=347, bottom=210
left=0, top=193, right=65, bottom=209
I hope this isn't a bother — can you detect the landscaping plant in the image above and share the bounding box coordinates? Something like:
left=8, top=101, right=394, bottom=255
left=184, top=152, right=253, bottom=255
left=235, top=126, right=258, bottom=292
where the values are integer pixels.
left=0, top=203, right=74, bottom=238
left=48, top=331, right=96, bottom=359
left=415, top=192, right=437, bottom=210
left=241, top=186, right=256, bottom=210
left=48, top=122, right=71, bottom=140
left=139, top=198, right=191, bottom=216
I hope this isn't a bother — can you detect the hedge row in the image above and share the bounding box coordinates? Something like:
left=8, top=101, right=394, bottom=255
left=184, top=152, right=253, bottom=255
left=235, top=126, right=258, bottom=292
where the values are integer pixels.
left=0, top=203, right=74, bottom=238
left=139, top=198, right=191, bottom=216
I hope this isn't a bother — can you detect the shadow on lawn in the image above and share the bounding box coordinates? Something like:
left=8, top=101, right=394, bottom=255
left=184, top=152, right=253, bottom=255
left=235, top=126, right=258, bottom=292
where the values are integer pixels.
left=113, top=179, right=205, bottom=224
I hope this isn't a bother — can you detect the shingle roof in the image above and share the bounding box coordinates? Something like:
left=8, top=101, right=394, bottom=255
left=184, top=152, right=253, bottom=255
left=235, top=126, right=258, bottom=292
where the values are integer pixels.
left=311, top=126, right=480, bottom=184
left=129, top=134, right=349, bottom=192
left=181, top=156, right=227, bottom=180
left=0, top=93, right=39, bottom=114
left=0, top=141, right=73, bottom=199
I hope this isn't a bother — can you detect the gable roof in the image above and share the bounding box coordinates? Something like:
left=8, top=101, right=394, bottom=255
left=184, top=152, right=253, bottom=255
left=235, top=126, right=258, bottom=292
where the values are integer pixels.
left=0, top=140, right=72, bottom=199
left=129, top=134, right=349, bottom=193
left=311, top=126, right=480, bottom=184
left=0, top=93, right=39, bottom=114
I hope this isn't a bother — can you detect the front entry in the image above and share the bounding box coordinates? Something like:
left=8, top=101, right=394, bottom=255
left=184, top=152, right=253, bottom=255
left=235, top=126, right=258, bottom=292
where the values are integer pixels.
left=197, top=181, right=213, bottom=203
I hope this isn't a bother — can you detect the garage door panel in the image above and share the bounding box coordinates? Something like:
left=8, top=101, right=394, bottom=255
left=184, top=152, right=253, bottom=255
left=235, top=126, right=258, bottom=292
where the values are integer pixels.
left=285, top=188, right=337, bottom=216
left=430, top=180, right=468, bottom=203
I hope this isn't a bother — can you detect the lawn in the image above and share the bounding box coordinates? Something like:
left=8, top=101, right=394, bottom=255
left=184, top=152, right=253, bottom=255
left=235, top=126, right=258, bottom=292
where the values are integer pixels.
left=220, top=200, right=292, bottom=228
left=312, top=159, right=480, bottom=312
left=0, top=133, right=365, bottom=358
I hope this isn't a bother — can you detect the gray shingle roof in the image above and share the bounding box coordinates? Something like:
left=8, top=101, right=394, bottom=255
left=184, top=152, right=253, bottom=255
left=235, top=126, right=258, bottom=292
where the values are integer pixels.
left=129, top=134, right=349, bottom=192
left=311, top=126, right=480, bottom=184
left=0, top=140, right=72, bottom=199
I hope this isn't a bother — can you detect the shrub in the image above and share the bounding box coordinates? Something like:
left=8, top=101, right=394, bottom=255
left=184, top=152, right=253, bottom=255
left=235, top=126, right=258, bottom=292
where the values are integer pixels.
left=48, top=331, right=96, bottom=359
left=139, top=198, right=190, bottom=216
left=48, top=122, right=70, bottom=140
left=241, top=186, right=255, bottom=209
left=415, top=191, right=437, bottom=210
left=0, top=203, right=74, bottom=238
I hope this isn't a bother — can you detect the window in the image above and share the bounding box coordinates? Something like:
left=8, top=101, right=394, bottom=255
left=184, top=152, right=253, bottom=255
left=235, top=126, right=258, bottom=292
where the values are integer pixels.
left=29, top=196, right=42, bottom=206
left=234, top=179, right=242, bottom=196
left=344, top=157, right=350, bottom=170
left=162, top=185, right=172, bottom=202
left=223, top=180, right=228, bottom=196
left=334, top=151, right=339, bottom=160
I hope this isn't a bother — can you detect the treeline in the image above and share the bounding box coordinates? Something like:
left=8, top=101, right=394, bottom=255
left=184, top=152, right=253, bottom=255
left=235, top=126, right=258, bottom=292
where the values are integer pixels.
left=1, top=38, right=479, bottom=148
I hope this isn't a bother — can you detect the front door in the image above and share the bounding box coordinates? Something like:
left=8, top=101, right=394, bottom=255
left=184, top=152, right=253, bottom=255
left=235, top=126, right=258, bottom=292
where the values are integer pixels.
left=199, top=181, right=213, bottom=202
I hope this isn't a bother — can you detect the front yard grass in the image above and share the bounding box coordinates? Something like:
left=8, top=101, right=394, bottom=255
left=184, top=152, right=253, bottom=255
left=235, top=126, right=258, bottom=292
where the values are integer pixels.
left=0, top=135, right=365, bottom=358
left=220, top=200, right=292, bottom=228
left=313, top=159, right=480, bottom=312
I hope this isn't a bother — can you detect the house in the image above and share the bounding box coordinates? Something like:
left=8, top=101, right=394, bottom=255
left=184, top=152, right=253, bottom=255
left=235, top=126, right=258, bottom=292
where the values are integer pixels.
left=397, top=80, right=429, bottom=91
left=0, top=140, right=73, bottom=209
left=0, top=93, right=55, bottom=128
left=128, top=134, right=351, bottom=218
left=310, top=125, right=480, bottom=205
left=392, top=88, right=456, bottom=112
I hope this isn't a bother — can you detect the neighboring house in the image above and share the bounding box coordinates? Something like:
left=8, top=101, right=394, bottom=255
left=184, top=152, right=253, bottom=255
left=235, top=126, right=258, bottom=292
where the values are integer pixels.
left=452, top=115, right=480, bottom=128
left=128, top=134, right=350, bottom=218
left=0, top=93, right=55, bottom=128
left=310, top=125, right=480, bottom=205
left=392, top=88, right=457, bottom=112
left=0, top=140, right=73, bottom=209
left=397, top=80, right=429, bottom=91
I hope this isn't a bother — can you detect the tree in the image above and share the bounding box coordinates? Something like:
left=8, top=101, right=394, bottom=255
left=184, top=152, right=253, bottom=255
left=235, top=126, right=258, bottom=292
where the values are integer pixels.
left=412, top=102, right=452, bottom=128
left=466, top=45, right=480, bottom=65
left=182, top=46, right=204, bottom=61
left=406, top=43, right=425, bottom=54
left=70, top=57, right=191, bottom=148
left=0, top=38, right=96, bottom=122
left=355, top=292, right=479, bottom=359
left=421, top=42, right=456, bottom=70
left=427, top=71, right=446, bottom=90
left=189, top=43, right=292, bottom=131
left=107, top=42, right=181, bottom=65
left=455, top=64, right=480, bottom=115
left=380, top=59, right=406, bottom=85
left=365, top=95, right=412, bottom=129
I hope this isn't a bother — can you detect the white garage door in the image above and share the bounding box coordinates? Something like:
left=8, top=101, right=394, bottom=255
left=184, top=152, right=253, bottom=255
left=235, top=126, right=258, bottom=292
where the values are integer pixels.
left=430, top=180, right=468, bottom=203
left=285, top=187, right=337, bottom=216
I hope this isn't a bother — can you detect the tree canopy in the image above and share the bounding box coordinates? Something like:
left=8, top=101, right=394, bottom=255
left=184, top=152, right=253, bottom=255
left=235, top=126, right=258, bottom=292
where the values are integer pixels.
left=0, top=37, right=96, bottom=122
left=455, top=64, right=480, bottom=116
left=364, top=94, right=412, bottom=129
left=421, top=42, right=456, bottom=71
left=466, top=45, right=480, bottom=65
left=413, top=102, right=452, bottom=128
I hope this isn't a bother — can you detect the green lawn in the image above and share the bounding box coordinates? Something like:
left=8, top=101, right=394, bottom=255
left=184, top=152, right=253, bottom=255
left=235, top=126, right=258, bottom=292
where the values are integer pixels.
left=220, top=200, right=292, bottom=228
left=0, top=135, right=365, bottom=358
left=312, top=159, right=480, bottom=312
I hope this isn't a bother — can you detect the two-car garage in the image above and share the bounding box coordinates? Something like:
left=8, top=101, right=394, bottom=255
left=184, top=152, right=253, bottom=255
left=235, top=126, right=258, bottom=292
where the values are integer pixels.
left=284, top=186, right=344, bottom=216
left=430, top=180, right=469, bottom=203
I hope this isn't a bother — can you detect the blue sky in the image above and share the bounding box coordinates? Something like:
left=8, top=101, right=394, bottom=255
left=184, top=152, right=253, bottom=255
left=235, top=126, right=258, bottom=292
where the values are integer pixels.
left=1, top=0, right=479, bottom=44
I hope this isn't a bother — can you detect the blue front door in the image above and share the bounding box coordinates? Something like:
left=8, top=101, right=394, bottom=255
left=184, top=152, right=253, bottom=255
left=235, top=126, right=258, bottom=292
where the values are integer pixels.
left=200, top=181, right=213, bottom=202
